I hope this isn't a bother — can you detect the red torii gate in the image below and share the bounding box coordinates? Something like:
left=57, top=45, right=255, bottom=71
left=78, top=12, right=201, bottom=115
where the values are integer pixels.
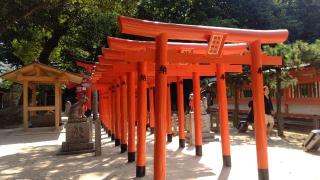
left=100, top=46, right=241, bottom=177
left=118, top=16, right=288, bottom=180
left=100, top=44, right=246, bottom=177
left=103, top=37, right=249, bottom=152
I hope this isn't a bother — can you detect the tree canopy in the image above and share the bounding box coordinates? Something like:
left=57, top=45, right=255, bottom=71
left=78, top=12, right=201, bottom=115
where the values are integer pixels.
left=0, top=0, right=319, bottom=74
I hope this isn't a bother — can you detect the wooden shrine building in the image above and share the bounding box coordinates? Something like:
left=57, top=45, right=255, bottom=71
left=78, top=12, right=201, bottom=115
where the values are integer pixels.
left=1, top=62, right=83, bottom=130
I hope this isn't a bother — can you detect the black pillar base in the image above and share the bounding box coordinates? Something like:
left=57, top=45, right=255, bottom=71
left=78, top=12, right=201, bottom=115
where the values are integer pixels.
left=179, top=139, right=185, bottom=148
left=196, top=145, right=202, bottom=156
left=115, top=139, right=120, bottom=146
left=258, top=168, right=269, bottom=180
left=111, top=134, right=115, bottom=141
left=223, top=155, right=232, bottom=167
left=121, top=144, right=127, bottom=153
left=150, top=127, right=155, bottom=134
left=167, top=134, right=173, bottom=143
left=136, top=166, right=146, bottom=177
left=128, top=152, right=135, bottom=163
left=108, top=130, right=112, bottom=137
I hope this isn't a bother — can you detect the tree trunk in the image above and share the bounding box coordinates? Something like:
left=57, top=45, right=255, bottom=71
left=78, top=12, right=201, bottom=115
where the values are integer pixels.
left=233, top=82, right=239, bottom=127
left=276, top=67, right=284, bottom=137
left=38, top=25, right=68, bottom=64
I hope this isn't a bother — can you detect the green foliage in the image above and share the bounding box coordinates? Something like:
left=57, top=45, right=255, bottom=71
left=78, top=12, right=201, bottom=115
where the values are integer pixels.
left=0, top=79, right=13, bottom=89
left=0, top=0, right=319, bottom=80
left=136, top=0, right=192, bottom=23
left=0, top=0, right=138, bottom=69
left=10, top=26, right=49, bottom=65
left=263, top=40, right=320, bottom=90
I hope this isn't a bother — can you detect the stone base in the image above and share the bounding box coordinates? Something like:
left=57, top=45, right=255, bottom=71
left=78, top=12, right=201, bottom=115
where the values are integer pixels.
left=65, top=121, right=92, bottom=143
left=202, top=132, right=216, bottom=142
left=186, top=113, right=217, bottom=145
left=60, top=142, right=94, bottom=154
left=60, top=118, right=93, bottom=154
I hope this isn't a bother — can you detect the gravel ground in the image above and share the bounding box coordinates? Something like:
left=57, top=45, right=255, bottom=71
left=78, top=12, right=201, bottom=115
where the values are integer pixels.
left=0, top=124, right=319, bottom=180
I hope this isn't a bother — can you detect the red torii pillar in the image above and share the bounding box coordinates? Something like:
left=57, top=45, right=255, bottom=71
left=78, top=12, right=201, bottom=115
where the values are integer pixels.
left=166, top=83, right=173, bottom=142
left=193, top=71, right=202, bottom=156
left=154, top=33, right=168, bottom=180
left=120, top=75, right=128, bottom=153
left=127, top=72, right=136, bottom=162
left=251, top=41, right=269, bottom=179
left=148, top=87, right=155, bottom=133
left=177, top=77, right=185, bottom=148
left=110, top=85, right=116, bottom=141
left=115, top=79, right=121, bottom=147
left=216, top=64, right=231, bottom=166
left=136, top=62, right=148, bottom=177
left=107, top=87, right=112, bottom=137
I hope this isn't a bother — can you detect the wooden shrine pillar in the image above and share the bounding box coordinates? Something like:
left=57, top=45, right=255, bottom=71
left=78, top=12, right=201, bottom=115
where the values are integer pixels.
left=148, top=87, right=155, bottom=133
left=216, top=64, right=232, bottom=167
left=59, top=86, right=62, bottom=124
left=166, top=83, right=173, bottom=142
left=127, top=72, right=136, bottom=162
left=250, top=40, right=269, bottom=180
left=177, top=77, right=185, bottom=148
left=154, top=33, right=168, bottom=180
left=54, top=82, right=60, bottom=130
left=115, top=80, right=121, bottom=146
left=136, top=62, right=147, bottom=177
left=31, top=85, right=37, bottom=116
left=193, top=72, right=202, bottom=156
left=120, top=75, right=128, bottom=153
left=23, top=80, right=29, bottom=130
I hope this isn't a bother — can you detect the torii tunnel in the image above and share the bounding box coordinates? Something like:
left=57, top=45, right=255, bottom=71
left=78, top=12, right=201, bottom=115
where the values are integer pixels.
left=76, top=16, right=288, bottom=180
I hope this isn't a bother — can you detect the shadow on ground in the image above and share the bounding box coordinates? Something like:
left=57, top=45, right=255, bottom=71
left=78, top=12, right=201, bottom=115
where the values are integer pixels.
left=0, top=131, right=216, bottom=180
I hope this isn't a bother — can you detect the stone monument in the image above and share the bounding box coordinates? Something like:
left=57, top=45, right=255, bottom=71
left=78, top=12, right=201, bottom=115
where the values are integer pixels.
left=186, top=96, right=215, bottom=145
left=201, top=97, right=215, bottom=142
left=171, top=113, right=179, bottom=136
left=64, top=100, right=71, bottom=116
left=61, top=96, right=94, bottom=154
left=185, top=112, right=195, bottom=145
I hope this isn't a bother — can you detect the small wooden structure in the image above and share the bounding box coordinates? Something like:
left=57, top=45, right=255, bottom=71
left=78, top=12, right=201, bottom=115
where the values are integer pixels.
left=1, top=62, right=83, bottom=130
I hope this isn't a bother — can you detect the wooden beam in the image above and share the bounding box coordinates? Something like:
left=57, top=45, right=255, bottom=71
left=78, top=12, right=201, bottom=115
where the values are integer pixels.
left=103, top=48, right=282, bottom=65
left=107, top=37, right=247, bottom=55
left=17, top=76, right=56, bottom=82
left=118, top=16, right=288, bottom=43
left=27, top=106, right=55, bottom=111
